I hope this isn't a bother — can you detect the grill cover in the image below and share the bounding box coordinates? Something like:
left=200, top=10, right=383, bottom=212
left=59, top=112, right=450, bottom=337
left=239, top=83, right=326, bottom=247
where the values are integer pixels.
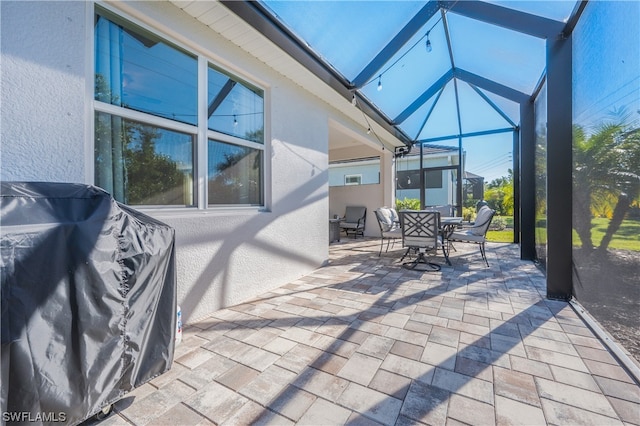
left=1, top=182, right=176, bottom=425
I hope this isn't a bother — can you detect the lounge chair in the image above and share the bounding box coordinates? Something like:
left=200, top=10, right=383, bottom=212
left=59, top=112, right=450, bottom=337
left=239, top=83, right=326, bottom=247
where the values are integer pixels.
left=339, top=206, right=367, bottom=238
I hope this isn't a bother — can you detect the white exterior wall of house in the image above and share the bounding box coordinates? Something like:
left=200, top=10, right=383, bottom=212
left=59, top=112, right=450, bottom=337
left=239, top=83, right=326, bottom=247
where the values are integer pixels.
left=0, top=1, right=383, bottom=323
left=329, top=160, right=380, bottom=187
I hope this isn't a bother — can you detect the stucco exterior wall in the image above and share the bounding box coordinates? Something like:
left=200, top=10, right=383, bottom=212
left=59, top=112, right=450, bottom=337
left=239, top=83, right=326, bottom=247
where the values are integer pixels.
left=0, top=1, right=339, bottom=323
left=1, top=1, right=89, bottom=182
left=329, top=184, right=384, bottom=238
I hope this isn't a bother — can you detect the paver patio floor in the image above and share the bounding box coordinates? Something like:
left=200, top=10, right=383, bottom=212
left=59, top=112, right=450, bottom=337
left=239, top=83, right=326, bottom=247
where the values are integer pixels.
left=94, top=238, right=640, bottom=425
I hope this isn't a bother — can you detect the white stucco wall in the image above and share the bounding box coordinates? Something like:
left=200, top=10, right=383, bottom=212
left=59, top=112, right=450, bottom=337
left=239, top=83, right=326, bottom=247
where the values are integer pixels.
left=329, top=160, right=380, bottom=187
left=329, top=184, right=384, bottom=238
left=0, top=1, right=342, bottom=323
left=1, top=1, right=89, bottom=182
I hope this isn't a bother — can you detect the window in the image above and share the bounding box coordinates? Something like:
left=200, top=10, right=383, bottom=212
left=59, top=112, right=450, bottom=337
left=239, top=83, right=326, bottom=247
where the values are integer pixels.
left=207, top=65, right=264, bottom=206
left=95, top=112, right=195, bottom=205
left=208, top=140, right=263, bottom=205
left=94, top=8, right=265, bottom=208
left=208, top=65, right=264, bottom=144
left=425, top=170, right=443, bottom=189
left=395, top=170, right=442, bottom=190
left=344, top=175, right=362, bottom=186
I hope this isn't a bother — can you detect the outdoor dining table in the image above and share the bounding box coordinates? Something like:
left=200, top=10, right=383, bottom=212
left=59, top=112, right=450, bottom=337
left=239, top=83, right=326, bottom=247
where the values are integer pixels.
left=440, top=216, right=463, bottom=265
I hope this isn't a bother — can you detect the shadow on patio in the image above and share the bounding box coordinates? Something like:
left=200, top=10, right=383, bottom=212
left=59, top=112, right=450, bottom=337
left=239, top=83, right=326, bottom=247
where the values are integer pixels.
left=92, top=239, right=640, bottom=425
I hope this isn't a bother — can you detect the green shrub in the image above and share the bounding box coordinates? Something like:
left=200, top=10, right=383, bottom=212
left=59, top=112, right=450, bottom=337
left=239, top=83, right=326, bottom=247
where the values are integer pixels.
left=462, top=207, right=475, bottom=222
left=396, top=197, right=421, bottom=211
left=490, top=216, right=507, bottom=230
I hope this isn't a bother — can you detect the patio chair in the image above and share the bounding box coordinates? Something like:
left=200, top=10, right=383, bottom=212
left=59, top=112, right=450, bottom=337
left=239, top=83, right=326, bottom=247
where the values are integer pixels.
left=399, top=210, right=442, bottom=271
left=339, top=205, right=367, bottom=238
left=374, top=207, right=402, bottom=256
left=447, top=206, right=495, bottom=267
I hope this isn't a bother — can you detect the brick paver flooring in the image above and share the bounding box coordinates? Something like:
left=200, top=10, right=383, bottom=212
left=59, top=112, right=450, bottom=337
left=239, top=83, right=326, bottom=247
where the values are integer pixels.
left=91, top=239, right=640, bottom=425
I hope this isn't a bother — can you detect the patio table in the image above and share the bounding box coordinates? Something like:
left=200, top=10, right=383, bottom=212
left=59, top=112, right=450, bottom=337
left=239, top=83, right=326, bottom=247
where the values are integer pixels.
left=329, top=218, right=341, bottom=243
left=440, top=216, right=462, bottom=265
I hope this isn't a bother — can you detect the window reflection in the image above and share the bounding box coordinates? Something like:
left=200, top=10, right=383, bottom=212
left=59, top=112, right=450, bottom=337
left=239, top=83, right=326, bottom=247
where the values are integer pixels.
left=208, top=140, right=263, bottom=205
left=208, top=65, right=264, bottom=143
left=95, top=112, right=194, bottom=206
left=95, top=13, right=197, bottom=125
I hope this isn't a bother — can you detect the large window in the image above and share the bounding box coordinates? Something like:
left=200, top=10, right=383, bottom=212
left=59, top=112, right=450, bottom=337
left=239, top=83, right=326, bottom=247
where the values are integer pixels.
left=94, top=8, right=265, bottom=208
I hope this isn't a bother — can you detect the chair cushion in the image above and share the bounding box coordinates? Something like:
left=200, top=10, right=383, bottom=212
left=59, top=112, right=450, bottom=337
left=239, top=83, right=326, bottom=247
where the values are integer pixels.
left=376, top=207, right=395, bottom=232
left=389, top=208, right=400, bottom=224
left=471, top=206, right=493, bottom=236
left=449, top=230, right=485, bottom=242
left=400, top=232, right=442, bottom=249
left=340, top=222, right=364, bottom=229
left=345, top=206, right=366, bottom=221
left=381, top=228, right=402, bottom=238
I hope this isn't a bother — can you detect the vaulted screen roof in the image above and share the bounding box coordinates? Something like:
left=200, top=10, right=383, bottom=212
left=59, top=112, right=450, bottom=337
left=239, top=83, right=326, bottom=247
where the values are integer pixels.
left=223, top=0, right=580, bottom=147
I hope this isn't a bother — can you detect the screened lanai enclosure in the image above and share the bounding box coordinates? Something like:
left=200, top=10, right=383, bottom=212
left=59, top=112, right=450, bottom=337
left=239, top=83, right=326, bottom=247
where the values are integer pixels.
left=216, top=1, right=639, bottom=363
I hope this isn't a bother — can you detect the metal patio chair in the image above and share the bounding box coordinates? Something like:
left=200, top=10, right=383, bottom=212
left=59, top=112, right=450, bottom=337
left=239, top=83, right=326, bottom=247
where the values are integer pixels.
left=374, top=207, right=402, bottom=256
left=399, top=210, right=442, bottom=271
left=447, top=206, right=496, bottom=267
left=339, top=205, right=367, bottom=238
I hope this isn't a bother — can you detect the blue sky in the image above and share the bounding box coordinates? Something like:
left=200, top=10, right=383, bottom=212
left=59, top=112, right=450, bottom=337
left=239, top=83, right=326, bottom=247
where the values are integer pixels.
left=261, top=0, right=573, bottom=183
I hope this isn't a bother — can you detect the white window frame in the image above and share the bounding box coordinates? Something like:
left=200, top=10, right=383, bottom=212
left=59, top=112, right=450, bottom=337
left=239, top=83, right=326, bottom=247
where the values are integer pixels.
left=344, top=174, right=362, bottom=186
left=91, top=3, right=268, bottom=213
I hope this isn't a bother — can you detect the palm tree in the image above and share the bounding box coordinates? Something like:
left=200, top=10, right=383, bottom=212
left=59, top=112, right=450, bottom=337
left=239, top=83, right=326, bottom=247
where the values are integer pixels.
left=597, top=127, right=640, bottom=251
left=573, top=120, right=640, bottom=251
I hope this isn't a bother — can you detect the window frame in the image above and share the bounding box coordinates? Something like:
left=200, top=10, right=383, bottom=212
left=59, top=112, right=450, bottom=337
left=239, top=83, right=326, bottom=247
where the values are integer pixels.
left=344, top=174, right=363, bottom=186
left=92, top=4, right=268, bottom=212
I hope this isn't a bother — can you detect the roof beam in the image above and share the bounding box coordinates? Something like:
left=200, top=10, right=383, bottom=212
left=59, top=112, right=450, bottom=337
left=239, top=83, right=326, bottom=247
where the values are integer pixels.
left=394, top=69, right=454, bottom=124
left=208, top=79, right=236, bottom=118
left=414, top=86, right=445, bottom=140
left=419, top=127, right=514, bottom=144
left=394, top=67, right=528, bottom=125
left=220, top=1, right=412, bottom=146
left=454, top=68, right=529, bottom=103
left=393, top=68, right=530, bottom=129
left=439, top=0, right=565, bottom=39
left=467, top=82, right=517, bottom=127
left=352, top=1, right=441, bottom=88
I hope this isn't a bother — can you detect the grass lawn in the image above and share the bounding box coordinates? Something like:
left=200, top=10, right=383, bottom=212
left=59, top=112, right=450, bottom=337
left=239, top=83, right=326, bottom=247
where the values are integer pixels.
left=487, top=217, right=640, bottom=250
left=487, top=230, right=514, bottom=243
left=486, top=215, right=514, bottom=243
left=535, top=217, right=640, bottom=251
